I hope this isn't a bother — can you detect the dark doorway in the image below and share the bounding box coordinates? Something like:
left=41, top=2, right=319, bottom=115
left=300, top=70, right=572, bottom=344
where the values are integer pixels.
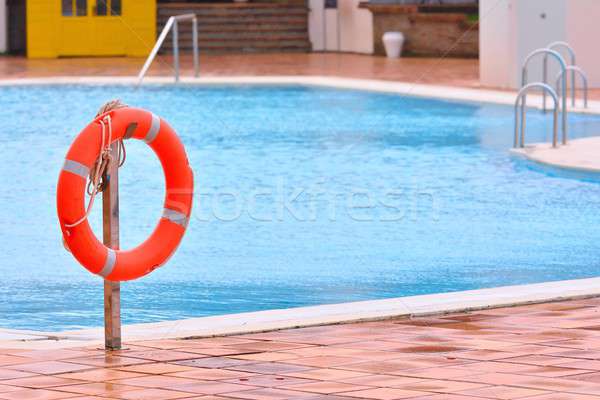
left=7, top=0, right=26, bottom=54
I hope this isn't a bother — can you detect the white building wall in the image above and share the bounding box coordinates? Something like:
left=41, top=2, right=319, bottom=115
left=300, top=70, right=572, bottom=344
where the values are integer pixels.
left=479, top=0, right=514, bottom=89
left=308, top=0, right=326, bottom=51
left=514, top=0, right=566, bottom=88
left=566, top=0, right=600, bottom=87
left=338, top=0, right=373, bottom=54
left=324, top=8, right=339, bottom=51
left=0, top=0, right=7, bottom=53
left=480, top=0, right=600, bottom=89
left=308, top=0, right=373, bottom=54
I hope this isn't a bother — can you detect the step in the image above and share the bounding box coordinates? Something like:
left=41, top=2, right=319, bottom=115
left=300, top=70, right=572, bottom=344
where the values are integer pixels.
left=159, top=9, right=307, bottom=16
left=159, top=2, right=307, bottom=8
left=158, top=9, right=308, bottom=19
left=161, top=33, right=310, bottom=52
left=184, top=46, right=310, bottom=55
left=162, top=31, right=308, bottom=41
left=198, top=47, right=310, bottom=54
left=158, top=15, right=307, bottom=24
left=156, top=3, right=309, bottom=55
left=157, top=15, right=308, bottom=26
left=158, top=5, right=308, bottom=15
left=163, top=39, right=310, bottom=50
left=193, top=24, right=308, bottom=33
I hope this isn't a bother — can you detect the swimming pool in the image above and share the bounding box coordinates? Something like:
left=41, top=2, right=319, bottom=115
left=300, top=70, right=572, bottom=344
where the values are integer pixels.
left=2, top=83, right=600, bottom=331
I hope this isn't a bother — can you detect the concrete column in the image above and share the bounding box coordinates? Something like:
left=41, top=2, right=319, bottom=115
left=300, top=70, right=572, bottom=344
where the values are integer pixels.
left=308, top=0, right=340, bottom=52
left=338, top=0, right=373, bottom=54
left=309, top=0, right=373, bottom=54
left=0, top=0, right=7, bottom=53
left=308, top=0, right=325, bottom=51
left=324, top=7, right=339, bottom=51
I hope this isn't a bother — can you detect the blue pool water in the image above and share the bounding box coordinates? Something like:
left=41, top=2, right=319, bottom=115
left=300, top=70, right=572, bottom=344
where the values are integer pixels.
left=2, top=84, right=600, bottom=332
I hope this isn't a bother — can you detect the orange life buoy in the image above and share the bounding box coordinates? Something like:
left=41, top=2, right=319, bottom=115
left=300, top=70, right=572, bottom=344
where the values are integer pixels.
left=56, top=107, right=194, bottom=281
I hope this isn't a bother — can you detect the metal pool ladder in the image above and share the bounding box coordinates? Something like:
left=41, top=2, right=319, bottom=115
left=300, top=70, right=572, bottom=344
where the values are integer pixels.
left=546, top=41, right=588, bottom=109
left=514, top=82, right=560, bottom=148
left=547, top=41, right=577, bottom=109
left=138, top=14, right=199, bottom=85
left=520, top=48, right=568, bottom=145
left=555, top=65, right=588, bottom=109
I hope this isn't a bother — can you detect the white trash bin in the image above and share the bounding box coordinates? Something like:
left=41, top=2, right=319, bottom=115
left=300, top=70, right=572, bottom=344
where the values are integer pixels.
left=382, top=32, right=405, bottom=58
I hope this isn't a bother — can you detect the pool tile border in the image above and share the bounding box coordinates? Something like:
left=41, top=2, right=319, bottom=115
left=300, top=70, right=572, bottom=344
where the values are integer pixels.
left=2, top=277, right=600, bottom=350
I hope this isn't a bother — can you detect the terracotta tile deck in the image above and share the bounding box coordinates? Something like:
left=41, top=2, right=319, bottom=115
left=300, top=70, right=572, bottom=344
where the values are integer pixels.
left=0, top=53, right=480, bottom=88
left=3, top=53, right=599, bottom=101
left=2, top=298, right=600, bottom=399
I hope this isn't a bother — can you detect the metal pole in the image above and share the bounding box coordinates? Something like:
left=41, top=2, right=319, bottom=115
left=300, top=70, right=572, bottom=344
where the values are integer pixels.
left=138, top=17, right=175, bottom=85
left=322, top=0, right=326, bottom=51
left=514, top=98, right=520, bottom=148
left=336, top=4, right=341, bottom=52
left=173, top=20, right=180, bottom=83
left=103, top=142, right=121, bottom=351
left=561, top=70, right=567, bottom=144
left=520, top=98, right=526, bottom=148
left=521, top=67, right=527, bottom=126
left=582, top=71, right=588, bottom=108
left=542, top=55, right=547, bottom=113
left=548, top=42, right=577, bottom=108
left=192, top=17, right=199, bottom=78
left=552, top=105, right=558, bottom=148
left=571, top=55, right=576, bottom=107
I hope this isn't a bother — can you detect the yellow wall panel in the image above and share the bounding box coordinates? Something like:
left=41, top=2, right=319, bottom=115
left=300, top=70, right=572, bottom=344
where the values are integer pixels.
left=27, top=0, right=156, bottom=58
left=27, top=0, right=60, bottom=58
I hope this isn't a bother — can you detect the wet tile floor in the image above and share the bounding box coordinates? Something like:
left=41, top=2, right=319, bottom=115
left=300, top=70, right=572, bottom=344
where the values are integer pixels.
left=2, top=53, right=598, bottom=100
left=0, top=53, right=480, bottom=88
left=2, top=298, right=600, bottom=399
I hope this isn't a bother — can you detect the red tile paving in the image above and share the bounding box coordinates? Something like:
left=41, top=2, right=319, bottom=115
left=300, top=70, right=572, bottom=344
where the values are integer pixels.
left=2, top=53, right=599, bottom=101
left=2, top=299, right=600, bottom=398
left=0, top=53, right=479, bottom=88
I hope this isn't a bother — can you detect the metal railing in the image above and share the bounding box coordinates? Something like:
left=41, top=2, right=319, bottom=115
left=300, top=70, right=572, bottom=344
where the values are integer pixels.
left=547, top=41, right=576, bottom=107
left=514, top=83, right=560, bottom=148
left=138, top=14, right=199, bottom=85
left=556, top=65, right=588, bottom=109
left=521, top=48, right=568, bottom=142
left=548, top=42, right=588, bottom=109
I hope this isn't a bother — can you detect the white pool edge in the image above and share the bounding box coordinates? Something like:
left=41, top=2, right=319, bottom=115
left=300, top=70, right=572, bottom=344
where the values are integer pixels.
left=2, top=276, right=600, bottom=349
left=1, top=75, right=600, bottom=115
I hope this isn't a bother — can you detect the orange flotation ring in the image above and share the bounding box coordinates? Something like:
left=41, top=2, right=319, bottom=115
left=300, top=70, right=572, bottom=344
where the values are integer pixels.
left=56, top=107, right=194, bottom=281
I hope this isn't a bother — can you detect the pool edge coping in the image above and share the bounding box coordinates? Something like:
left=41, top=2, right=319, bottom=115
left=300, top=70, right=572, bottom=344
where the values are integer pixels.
left=1, top=74, right=600, bottom=115
left=2, top=276, right=600, bottom=349
left=510, top=139, right=600, bottom=174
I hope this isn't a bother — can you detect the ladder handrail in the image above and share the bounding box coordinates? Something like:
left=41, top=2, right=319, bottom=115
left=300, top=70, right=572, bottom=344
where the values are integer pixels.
left=555, top=65, right=588, bottom=109
left=137, top=14, right=199, bottom=85
left=521, top=48, right=568, bottom=143
left=548, top=41, right=577, bottom=107
left=514, top=83, right=560, bottom=148
left=548, top=41, right=576, bottom=65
